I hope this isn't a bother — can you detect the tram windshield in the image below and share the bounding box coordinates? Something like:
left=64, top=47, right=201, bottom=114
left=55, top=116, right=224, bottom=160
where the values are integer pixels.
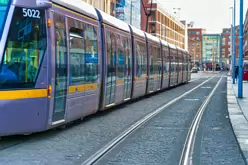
left=0, top=0, right=11, bottom=39
left=0, top=7, right=47, bottom=89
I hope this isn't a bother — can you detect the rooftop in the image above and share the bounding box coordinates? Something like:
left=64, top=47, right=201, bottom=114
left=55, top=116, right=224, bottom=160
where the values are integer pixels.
left=147, top=0, right=185, bottom=29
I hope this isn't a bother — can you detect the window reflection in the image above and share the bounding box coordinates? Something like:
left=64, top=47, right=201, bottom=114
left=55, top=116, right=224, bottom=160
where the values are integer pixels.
left=0, top=7, right=47, bottom=89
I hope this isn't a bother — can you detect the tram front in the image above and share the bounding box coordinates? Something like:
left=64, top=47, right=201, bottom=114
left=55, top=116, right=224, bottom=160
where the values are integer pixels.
left=0, top=0, right=51, bottom=136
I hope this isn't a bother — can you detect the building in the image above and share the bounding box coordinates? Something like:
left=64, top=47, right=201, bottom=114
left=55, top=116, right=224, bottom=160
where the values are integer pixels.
left=221, top=25, right=242, bottom=68
left=221, top=28, right=232, bottom=69
left=141, top=0, right=186, bottom=49
left=81, top=0, right=116, bottom=16
left=116, top=0, right=141, bottom=29
left=187, top=28, right=206, bottom=68
left=202, top=34, right=221, bottom=71
left=244, top=9, right=248, bottom=60
left=82, top=0, right=141, bottom=29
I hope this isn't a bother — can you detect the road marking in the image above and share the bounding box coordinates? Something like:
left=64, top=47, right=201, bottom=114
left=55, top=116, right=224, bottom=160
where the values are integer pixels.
left=201, top=87, right=212, bottom=89
left=189, top=77, right=202, bottom=82
left=185, top=99, right=200, bottom=101
left=81, top=75, right=217, bottom=165
left=179, top=75, right=223, bottom=165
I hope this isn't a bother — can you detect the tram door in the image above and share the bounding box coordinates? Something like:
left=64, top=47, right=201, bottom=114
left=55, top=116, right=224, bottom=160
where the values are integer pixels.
left=52, top=13, right=68, bottom=122
left=105, top=32, right=117, bottom=105
left=123, top=38, right=132, bottom=99
left=148, top=45, right=154, bottom=92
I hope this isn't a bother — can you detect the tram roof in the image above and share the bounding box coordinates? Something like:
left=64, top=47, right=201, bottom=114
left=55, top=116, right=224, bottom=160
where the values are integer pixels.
left=51, top=0, right=98, bottom=19
left=145, top=33, right=160, bottom=44
left=98, top=10, right=130, bottom=33
left=129, top=25, right=146, bottom=39
left=160, top=39, right=169, bottom=47
left=176, top=46, right=184, bottom=52
left=168, top=43, right=177, bottom=50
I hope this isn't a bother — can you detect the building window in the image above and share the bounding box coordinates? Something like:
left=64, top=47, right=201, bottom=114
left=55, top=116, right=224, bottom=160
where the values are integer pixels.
left=196, top=32, right=200, bottom=35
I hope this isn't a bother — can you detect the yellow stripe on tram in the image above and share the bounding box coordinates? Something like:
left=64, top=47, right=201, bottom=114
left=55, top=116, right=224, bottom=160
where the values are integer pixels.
left=0, top=89, right=48, bottom=100
left=69, top=84, right=98, bottom=94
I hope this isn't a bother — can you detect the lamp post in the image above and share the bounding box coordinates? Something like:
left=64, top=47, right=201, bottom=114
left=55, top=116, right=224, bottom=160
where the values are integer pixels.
left=233, top=0, right=237, bottom=84
left=229, top=7, right=233, bottom=73
left=238, top=0, right=244, bottom=98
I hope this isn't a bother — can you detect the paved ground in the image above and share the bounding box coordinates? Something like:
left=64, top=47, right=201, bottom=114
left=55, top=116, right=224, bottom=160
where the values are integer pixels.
left=193, top=76, right=245, bottom=165
left=227, top=77, right=248, bottom=164
left=0, top=72, right=244, bottom=165
left=94, top=74, right=245, bottom=165
left=0, top=73, right=209, bottom=165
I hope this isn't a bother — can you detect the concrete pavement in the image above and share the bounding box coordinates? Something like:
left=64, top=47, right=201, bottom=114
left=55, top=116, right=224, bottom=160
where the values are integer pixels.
left=227, top=76, right=248, bottom=163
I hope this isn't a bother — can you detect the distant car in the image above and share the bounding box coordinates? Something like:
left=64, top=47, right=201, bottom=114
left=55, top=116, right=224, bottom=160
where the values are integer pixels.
left=191, top=68, right=198, bottom=73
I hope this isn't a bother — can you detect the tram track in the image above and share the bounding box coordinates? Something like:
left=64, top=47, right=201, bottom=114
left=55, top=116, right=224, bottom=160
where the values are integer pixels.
left=179, top=75, right=223, bottom=165
left=0, top=75, right=208, bottom=154
left=81, top=74, right=220, bottom=165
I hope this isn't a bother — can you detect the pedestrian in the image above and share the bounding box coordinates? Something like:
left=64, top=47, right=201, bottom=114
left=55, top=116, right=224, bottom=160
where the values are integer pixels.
left=235, top=66, right=239, bottom=83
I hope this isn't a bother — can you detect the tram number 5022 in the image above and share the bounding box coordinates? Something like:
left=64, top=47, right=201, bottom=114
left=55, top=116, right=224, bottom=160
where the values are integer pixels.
left=22, top=8, right=40, bottom=19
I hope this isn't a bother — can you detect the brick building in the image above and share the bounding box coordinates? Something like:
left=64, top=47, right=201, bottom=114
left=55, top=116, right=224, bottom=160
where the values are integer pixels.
left=187, top=28, right=206, bottom=68
left=141, top=0, right=186, bottom=49
left=244, top=9, right=248, bottom=60
left=82, top=0, right=142, bottom=29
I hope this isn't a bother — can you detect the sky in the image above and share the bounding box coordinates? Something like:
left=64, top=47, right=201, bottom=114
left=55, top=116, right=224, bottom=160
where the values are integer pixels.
left=158, top=0, right=248, bottom=33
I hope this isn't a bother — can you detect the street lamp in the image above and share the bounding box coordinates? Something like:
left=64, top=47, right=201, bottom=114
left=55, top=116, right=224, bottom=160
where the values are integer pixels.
left=230, top=0, right=237, bottom=84
left=238, top=0, right=244, bottom=98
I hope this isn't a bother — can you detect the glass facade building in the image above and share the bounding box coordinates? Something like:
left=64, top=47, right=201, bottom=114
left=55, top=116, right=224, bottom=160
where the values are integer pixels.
left=202, top=34, right=221, bottom=70
left=116, top=0, right=141, bottom=29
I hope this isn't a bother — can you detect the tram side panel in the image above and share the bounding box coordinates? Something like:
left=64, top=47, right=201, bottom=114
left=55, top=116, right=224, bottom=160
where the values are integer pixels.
left=49, top=8, right=101, bottom=124
left=169, top=48, right=177, bottom=86
left=178, top=50, right=183, bottom=84
left=147, top=42, right=162, bottom=93
left=161, top=45, right=170, bottom=89
left=188, top=55, right=192, bottom=81
left=0, top=7, right=49, bottom=136
left=132, top=36, right=148, bottom=98
left=182, top=52, right=186, bottom=83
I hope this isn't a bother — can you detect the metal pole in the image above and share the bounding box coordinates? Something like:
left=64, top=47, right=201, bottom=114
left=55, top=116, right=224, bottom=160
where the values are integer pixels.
left=131, top=0, right=132, bottom=25
left=233, top=0, right=236, bottom=84
left=238, top=0, right=244, bottom=98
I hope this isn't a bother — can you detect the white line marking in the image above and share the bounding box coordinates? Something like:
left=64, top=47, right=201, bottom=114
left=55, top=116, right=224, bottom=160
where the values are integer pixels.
left=185, top=99, right=200, bottom=101
left=81, top=75, right=217, bottom=165
left=180, top=75, right=223, bottom=165
left=189, top=77, right=202, bottom=82
left=201, top=87, right=212, bottom=89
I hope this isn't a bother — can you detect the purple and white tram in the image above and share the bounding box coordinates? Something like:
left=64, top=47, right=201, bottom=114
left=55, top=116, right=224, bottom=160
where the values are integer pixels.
left=0, top=0, right=191, bottom=136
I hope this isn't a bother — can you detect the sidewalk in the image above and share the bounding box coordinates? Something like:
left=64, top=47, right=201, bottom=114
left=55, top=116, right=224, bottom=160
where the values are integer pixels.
left=227, top=76, right=248, bottom=163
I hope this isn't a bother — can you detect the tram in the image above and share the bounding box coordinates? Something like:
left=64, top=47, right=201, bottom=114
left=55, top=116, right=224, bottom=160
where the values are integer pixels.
left=0, top=0, right=191, bottom=136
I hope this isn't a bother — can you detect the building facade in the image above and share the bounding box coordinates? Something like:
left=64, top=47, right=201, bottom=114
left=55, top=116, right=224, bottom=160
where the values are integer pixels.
left=116, top=0, right=141, bottom=29
left=82, top=0, right=141, bottom=29
left=244, top=9, right=248, bottom=60
left=81, top=0, right=116, bottom=16
left=202, top=34, right=221, bottom=71
left=141, top=0, right=186, bottom=49
left=187, top=28, right=206, bottom=68
left=221, top=28, right=232, bottom=69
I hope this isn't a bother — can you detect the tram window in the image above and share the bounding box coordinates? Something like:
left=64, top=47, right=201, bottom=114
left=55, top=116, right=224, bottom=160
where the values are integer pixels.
left=156, top=47, right=161, bottom=76
left=163, top=49, right=167, bottom=74
left=149, top=45, right=154, bottom=75
left=135, top=40, right=147, bottom=77
left=69, top=28, right=85, bottom=85
left=124, top=38, right=131, bottom=77
left=117, top=34, right=124, bottom=79
left=0, top=0, right=10, bottom=38
left=84, top=24, right=98, bottom=83
left=105, top=30, right=117, bottom=80
left=68, top=18, right=98, bottom=85
left=0, top=7, right=47, bottom=89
